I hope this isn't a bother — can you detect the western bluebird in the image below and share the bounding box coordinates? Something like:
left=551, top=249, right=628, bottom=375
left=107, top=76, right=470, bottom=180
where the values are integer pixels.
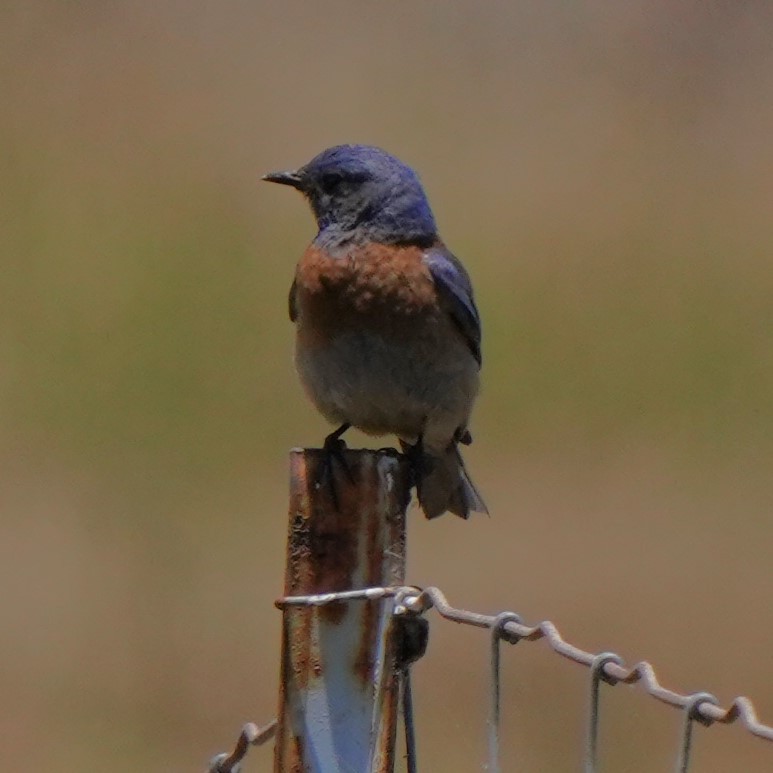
left=263, top=144, right=487, bottom=519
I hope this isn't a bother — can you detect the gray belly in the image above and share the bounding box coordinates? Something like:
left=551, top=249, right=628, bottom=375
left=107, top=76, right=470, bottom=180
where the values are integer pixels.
left=295, top=326, right=478, bottom=449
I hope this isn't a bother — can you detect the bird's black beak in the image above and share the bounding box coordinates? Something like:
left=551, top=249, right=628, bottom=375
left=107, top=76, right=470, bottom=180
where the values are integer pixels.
left=262, top=170, right=304, bottom=190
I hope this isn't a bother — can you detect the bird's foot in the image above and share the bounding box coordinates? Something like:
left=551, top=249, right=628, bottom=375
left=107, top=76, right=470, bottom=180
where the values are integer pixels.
left=319, top=423, right=353, bottom=509
left=401, top=434, right=433, bottom=492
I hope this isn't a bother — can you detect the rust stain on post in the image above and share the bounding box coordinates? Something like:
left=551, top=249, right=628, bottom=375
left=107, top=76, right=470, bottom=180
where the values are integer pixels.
left=274, top=448, right=410, bottom=773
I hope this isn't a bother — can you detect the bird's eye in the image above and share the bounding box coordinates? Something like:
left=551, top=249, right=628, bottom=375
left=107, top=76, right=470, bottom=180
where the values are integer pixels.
left=320, top=172, right=344, bottom=190
left=319, top=170, right=367, bottom=192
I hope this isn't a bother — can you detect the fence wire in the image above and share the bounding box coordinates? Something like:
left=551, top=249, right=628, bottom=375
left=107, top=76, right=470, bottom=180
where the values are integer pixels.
left=208, top=585, right=773, bottom=772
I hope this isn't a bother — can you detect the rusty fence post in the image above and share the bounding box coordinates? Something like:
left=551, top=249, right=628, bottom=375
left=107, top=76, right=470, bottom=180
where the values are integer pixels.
left=274, top=448, right=411, bottom=773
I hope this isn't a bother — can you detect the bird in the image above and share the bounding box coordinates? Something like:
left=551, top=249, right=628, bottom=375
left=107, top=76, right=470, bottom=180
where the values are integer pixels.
left=263, top=144, right=487, bottom=519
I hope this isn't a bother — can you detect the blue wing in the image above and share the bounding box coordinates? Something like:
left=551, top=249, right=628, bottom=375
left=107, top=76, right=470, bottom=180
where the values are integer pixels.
left=424, top=247, right=482, bottom=366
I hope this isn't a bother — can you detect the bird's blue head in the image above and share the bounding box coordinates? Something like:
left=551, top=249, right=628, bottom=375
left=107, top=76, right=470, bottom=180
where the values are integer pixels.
left=263, top=145, right=438, bottom=247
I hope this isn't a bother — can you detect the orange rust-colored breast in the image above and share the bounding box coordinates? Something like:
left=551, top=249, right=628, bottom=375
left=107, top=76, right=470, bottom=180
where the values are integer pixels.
left=293, top=243, right=440, bottom=341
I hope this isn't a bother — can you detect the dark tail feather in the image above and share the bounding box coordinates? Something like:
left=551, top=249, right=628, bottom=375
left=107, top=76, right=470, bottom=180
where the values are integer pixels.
left=417, top=443, right=488, bottom=520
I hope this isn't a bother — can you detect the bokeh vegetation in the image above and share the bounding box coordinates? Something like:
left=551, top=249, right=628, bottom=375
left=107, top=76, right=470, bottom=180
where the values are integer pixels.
left=3, top=3, right=773, bottom=770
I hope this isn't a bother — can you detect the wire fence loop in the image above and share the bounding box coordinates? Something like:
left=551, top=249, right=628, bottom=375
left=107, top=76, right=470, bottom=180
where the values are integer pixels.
left=584, top=652, right=624, bottom=773
left=488, top=612, right=522, bottom=773
left=675, top=692, right=719, bottom=773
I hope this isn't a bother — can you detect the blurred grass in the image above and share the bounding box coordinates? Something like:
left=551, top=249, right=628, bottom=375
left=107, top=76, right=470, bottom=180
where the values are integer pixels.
left=2, top=2, right=773, bottom=771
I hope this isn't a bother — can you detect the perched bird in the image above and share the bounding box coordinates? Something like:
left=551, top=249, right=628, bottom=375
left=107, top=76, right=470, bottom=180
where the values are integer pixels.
left=263, top=144, right=487, bottom=519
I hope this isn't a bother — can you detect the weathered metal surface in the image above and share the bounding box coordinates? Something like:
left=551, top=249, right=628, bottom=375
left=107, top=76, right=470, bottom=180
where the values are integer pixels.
left=274, top=448, right=410, bottom=773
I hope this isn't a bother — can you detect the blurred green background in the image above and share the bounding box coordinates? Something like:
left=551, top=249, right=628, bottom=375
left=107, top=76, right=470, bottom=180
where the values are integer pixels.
left=3, top=2, right=773, bottom=770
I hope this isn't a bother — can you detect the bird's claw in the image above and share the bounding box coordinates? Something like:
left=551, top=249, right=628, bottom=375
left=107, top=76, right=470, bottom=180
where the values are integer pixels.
left=401, top=434, right=433, bottom=492
left=319, top=424, right=353, bottom=509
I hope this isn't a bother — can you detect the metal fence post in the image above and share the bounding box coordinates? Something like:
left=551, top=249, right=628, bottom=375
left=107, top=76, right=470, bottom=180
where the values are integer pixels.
left=274, top=448, right=410, bottom=773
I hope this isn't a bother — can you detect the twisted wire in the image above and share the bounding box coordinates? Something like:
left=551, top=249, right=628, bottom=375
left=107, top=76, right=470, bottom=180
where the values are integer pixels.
left=210, top=584, right=773, bottom=770
left=281, top=584, right=773, bottom=743
left=207, top=720, right=277, bottom=773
